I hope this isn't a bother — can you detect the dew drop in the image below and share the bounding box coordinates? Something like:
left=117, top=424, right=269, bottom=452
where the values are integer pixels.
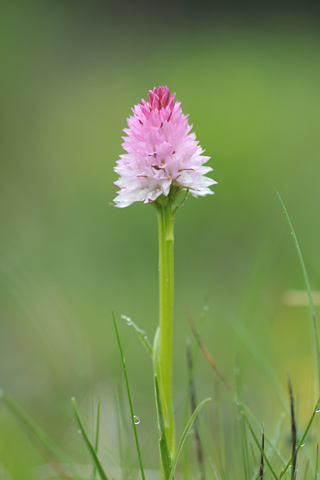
left=78, top=429, right=82, bottom=434
left=123, top=315, right=132, bottom=326
left=316, top=408, right=320, bottom=413
left=134, top=415, right=140, bottom=425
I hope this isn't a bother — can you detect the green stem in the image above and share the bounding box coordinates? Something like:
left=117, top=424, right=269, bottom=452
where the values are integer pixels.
left=155, top=201, right=175, bottom=459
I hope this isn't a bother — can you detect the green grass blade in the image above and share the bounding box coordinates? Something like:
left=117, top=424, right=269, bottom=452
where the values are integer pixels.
left=243, top=404, right=287, bottom=470
left=242, top=413, right=278, bottom=480
left=121, top=315, right=153, bottom=357
left=315, top=443, right=319, bottom=480
left=71, top=397, right=109, bottom=480
left=154, top=374, right=173, bottom=480
left=302, top=459, right=310, bottom=480
left=91, top=397, right=101, bottom=480
left=252, top=413, right=286, bottom=480
left=280, top=397, right=320, bottom=478
left=113, top=313, right=146, bottom=480
left=276, top=190, right=320, bottom=393
left=209, top=457, right=223, bottom=480
left=0, top=388, right=83, bottom=480
left=231, top=320, right=289, bottom=414
left=235, top=362, right=251, bottom=480
left=189, top=318, right=287, bottom=469
left=168, top=397, right=211, bottom=480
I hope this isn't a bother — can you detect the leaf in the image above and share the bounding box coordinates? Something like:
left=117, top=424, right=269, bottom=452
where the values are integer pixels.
left=168, top=397, right=211, bottom=480
left=91, top=397, right=101, bottom=480
left=121, top=315, right=153, bottom=357
left=154, top=375, right=173, bottom=480
left=276, top=190, right=320, bottom=393
left=242, top=413, right=278, bottom=480
left=0, top=388, right=83, bottom=480
left=71, top=397, right=109, bottom=480
left=113, top=313, right=146, bottom=480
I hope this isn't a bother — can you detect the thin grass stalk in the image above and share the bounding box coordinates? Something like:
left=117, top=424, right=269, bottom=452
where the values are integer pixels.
left=91, top=398, right=101, bottom=480
left=231, top=320, right=289, bottom=414
left=71, top=398, right=109, bottom=480
left=0, top=389, right=83, bottom=480
left=288, top=378, right=297, bottom=480
left=242, top=414, right=278, bottom=480
left=214, top=381, right=227, bottom=480
left=259, top=428, right=264, bottom=480
left=252, top=413, right=286, bottom=480
left=280, top=397, right=320, bottom=478
left=302, top=459, right=310, bottom=480
left=188, top=315, right=288, bottom=469
left=250, top=442, right=258, bottom=473
left=113, top=314, right=146, bottom=480
left=209, top=458, right=223, bottom=480
left=276, top=191, right=320, bottom=394
left=235, top=362, right=251, bottom=480
left=168, top=398, right=211, bottom=480
left=154, top=375, right=173, bottom=480
left=186, top=341, right=205, bottom=479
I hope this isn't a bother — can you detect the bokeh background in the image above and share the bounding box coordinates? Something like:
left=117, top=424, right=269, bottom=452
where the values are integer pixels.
left=1, top=1, right=320, bottom=478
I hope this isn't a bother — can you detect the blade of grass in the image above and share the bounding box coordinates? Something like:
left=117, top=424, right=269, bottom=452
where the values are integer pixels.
left=209, top=458, right=223, bottom=480
left=121, top=315, right=153, bottom=357
left=235, top=362, right=251, bottom=480
left=71, top=398, right=109, bottom=480
left=91, top=397, right=101, bottom=480
left=250, top=442, right=258, bottom=474
left=181, top=304, right=209, bottom=480
left=187, top=313, right=234, bottom=396
left=215, top=381, right=227, bottom=480
left=276, top=190, right=320, bottom=393
left=113, top=313, right=146, bottom=480
left=115, top=387, right=126, bottom=477
left=302, top=459, right=310, bottom=480
left=242, top=413, right=278, bottom=480
left=259, top=428, right=264, bottom=480
left=280, top=397, right=320, bottom=478
left=188, top=316, right=287, bottom=470
left=186, top=340, right=205, bottom=480
left=154, top=375, right=173, bottom=480
left=288, top=378, right=297, bottom=480
left=231, top=320, right=289, bottom=414
left=185, top=302, right=209, bottom=369
left=168, top=397, right=211, bottom=480
left=315, top=444, right=319, bottom=480
left=252, top=413, right=286, bottom=480
left=0, top=389, right=83, bottom=480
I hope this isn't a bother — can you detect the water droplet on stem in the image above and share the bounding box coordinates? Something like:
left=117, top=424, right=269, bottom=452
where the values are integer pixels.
left=134, top=415, right=140, bottom=425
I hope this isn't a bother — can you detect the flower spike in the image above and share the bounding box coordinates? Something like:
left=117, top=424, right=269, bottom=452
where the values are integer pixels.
left=113, top=86, right=216, bottom=208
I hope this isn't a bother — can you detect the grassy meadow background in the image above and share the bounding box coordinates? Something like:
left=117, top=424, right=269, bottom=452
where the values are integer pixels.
left=1, top=1, right=320, bottom=478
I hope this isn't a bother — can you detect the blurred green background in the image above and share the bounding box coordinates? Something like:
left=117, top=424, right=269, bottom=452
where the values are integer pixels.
left=1, top=1, right=320, bottom=478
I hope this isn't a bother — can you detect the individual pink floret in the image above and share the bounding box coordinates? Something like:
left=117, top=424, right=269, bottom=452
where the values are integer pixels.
left=113, top=86, right=216, bottom=208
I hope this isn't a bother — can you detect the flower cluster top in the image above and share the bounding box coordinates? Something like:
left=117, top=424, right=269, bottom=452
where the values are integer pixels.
left=113, top=86, right=216, bottom=207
